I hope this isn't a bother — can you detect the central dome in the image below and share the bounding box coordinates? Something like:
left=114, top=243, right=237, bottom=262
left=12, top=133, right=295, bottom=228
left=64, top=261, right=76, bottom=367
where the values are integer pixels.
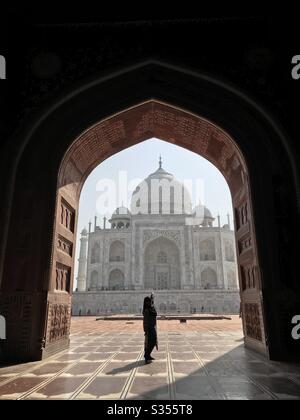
left=131, top=158, right=192, bottom=215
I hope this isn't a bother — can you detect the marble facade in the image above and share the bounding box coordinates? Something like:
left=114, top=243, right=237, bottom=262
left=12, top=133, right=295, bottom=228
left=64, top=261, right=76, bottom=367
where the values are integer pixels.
left=73, top=163, right=240, bottom=315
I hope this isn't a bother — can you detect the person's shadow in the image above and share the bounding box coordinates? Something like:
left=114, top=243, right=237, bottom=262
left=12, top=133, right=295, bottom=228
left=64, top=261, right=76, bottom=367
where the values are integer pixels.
left=106, top=360, right=145, bottom=375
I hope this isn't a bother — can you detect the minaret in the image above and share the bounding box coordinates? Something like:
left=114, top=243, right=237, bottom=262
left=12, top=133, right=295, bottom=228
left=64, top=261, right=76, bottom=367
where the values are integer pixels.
left=227, top=213, right=231, bottom=230
left=77, top=228, right=88, bottom=292
left=159, top=154, right=162, bottom=169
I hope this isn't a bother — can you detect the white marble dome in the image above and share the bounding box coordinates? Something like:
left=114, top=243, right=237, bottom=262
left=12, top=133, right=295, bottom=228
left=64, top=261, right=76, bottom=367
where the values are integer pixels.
left=192, top=203, right=215, bottom=226
left=109, top=206, right=131, bottom=229
left=131, top=159, right=192, bottom=215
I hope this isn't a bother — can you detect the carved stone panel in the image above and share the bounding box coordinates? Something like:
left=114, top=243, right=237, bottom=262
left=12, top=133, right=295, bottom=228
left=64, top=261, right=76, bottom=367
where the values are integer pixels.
left=235, top=201, right=249, bottom=231
left=57, top=235, right=73, bottom=257
left=44, top=293, right=71, bottom=351
left=244, top=303, right=262, bottom=341
left=48, top=304, right=70, bottom=343
left=241, top=265, right=257, bottom=290
left=238, top=235, right=252, bottom=254
left=143, top=229, right=181, bottom=247
left=55, top=263, right=71, bottom=292
left=60, top=199, right=75, bottom=233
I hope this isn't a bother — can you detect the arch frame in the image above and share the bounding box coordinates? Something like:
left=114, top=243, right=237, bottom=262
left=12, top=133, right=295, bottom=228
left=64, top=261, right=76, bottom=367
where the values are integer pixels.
left=108, top=268, right=125, bottom=291
left=199, top=238, right=216, bottom=261
left=89, top=270, right=99, bottom=291
left=143, top=235, right=181, bottom=291
left=109, top=240, right=126, bottom=263
left=0, top=60, right=299, bottom=361
left=201, top=267, right=218, bottom=290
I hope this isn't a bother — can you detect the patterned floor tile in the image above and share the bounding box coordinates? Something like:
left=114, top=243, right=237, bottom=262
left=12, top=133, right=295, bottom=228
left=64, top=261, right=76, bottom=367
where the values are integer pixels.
left=1, top=316, right=300, bottom=400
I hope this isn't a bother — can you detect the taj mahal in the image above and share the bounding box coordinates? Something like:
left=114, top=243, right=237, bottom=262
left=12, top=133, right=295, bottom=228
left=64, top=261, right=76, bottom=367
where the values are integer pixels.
left=72, top=159, right=240, bottom=315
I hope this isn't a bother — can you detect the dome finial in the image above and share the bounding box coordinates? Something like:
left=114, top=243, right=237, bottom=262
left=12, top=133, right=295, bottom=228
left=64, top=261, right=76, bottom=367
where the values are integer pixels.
left=159, top=154, right=162, bottom=169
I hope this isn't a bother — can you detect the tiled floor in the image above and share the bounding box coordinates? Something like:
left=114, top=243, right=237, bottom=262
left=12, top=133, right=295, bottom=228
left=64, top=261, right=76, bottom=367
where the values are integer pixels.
left=1, top=316, right=300, bottom=400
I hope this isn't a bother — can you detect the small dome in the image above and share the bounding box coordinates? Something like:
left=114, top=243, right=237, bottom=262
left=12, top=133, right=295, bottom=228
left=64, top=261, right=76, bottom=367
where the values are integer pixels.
left=111, top=206, right=131, bottom=219
left=109, top=206, right=131, bottom=230
left=193, top=204, right=214, bottom=219
left=81, top=228, right=88, bottom=235
left=204, top=207, right=214, bottom=219
left=192, top=204, right=215, bottom=227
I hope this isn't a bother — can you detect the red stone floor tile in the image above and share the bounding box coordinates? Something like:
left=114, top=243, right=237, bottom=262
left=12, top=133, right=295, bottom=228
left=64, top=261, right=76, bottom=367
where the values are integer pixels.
left=172, top=362, right=206, bottom=376
left=24, top=363, right=71, bottom=376
left=65, top=362, right=104, bottom=376
left=25, top=377, right=88, bottom=399
left=101, top=361, right=141, bottom=376
left=55, top=353, right=87, bottom=362
left=76, top=376, right=127, bottom=399
left=0, top=377, right=47, bottom=399
left=83, top=353, right=115, bottom=361
left=0, top=363, right=37, bottom=376
left=128, top=377, right=170, bottom=400
left=113, top=353, right=140, bottom=361
left=137, top=361, right=168, bottom=376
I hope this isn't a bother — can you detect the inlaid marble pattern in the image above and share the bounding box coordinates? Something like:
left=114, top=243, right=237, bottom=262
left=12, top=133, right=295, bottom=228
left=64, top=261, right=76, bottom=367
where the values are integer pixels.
left=0, top=317, right=300, bottom=400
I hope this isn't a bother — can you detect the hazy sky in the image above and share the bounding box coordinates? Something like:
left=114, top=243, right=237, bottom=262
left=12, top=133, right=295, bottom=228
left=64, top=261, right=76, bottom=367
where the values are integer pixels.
left=74, top=138, right=234, bottom=283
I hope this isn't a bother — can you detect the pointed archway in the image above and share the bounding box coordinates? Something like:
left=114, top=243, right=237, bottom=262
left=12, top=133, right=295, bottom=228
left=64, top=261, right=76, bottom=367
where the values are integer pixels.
left=144, top=236, right=181, bottom=290
left=0, top=62, right=299, bottom=362
left=54, top=100, right=266, bottom=356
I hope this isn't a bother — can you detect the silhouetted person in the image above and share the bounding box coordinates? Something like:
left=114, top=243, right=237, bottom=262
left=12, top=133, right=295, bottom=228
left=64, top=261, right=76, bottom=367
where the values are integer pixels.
left=143, top=294, right=158, bottom=364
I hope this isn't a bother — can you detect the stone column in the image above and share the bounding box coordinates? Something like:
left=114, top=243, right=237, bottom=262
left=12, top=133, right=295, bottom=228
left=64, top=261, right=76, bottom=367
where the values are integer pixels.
left=218, top=228, right=226, bottom=289
left=227, top=213, right=231, bottom=229
left=77, top=228, right=88, bottom=291
left=187, top=225, right=194, bottom=289
left=221, top=231, right=229, bottom=289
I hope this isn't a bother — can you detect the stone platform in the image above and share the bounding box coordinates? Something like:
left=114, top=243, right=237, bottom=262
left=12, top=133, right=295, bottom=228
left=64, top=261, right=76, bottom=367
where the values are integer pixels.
left=95, top=314, right=232, bottom=321
left=72, top=290, right=240, bottom=316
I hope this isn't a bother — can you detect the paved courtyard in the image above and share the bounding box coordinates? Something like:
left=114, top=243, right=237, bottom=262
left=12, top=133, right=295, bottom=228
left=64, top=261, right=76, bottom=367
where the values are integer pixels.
left=1, top=316, right=300, bottom=400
